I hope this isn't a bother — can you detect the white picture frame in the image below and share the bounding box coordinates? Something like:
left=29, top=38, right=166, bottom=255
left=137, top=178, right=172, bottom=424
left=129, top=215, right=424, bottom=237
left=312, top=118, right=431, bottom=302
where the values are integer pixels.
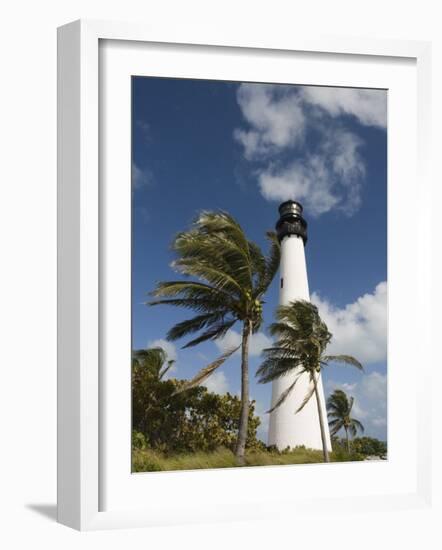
left=57, top=19, right=432, bottom=531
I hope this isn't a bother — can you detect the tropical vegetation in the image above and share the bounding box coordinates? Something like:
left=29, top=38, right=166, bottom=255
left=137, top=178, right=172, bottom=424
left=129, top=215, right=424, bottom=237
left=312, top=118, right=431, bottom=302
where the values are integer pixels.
left=131, top=346, right=386, bottom=471
left=350, top=436, right=387, bottom=458
left=132, top=347, right=262, bottom=456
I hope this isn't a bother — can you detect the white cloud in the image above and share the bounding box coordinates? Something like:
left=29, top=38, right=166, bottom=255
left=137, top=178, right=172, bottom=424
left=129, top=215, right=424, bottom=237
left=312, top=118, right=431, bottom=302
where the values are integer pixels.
left=326, top=371, right=387, bottom=439
left=234, top=84, right=305, bottom=160
left=214, top=329, right=272, bottom=357
left=258, top=128, right=364, bottom=216
left=300, top=87, right=387, bottom=128
left=234, top=83, right=386, bottom=216
left=312, top=281, right=387, bottom=365
left=202, top=371, right=229, bottom=394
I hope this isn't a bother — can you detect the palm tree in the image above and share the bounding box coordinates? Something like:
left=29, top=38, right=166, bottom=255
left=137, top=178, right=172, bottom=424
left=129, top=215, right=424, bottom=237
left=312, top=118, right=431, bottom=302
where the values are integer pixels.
left=256, top=300, right=363, bottom=462
left=327, top=389, right=364, bottom=453
left=148, top=211, right=280, bottom=463
left=132, top=347, right=175, bottom=381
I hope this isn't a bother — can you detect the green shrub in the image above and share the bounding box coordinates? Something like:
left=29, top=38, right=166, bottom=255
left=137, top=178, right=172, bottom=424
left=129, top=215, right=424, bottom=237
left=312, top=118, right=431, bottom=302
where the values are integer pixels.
left=351, top=436, right=387, bottom=457
left=132, top=430, right=148, bottom=450
left=330, top=435, right=387, bottom=460
left=132, top=353, right=262, bottom=454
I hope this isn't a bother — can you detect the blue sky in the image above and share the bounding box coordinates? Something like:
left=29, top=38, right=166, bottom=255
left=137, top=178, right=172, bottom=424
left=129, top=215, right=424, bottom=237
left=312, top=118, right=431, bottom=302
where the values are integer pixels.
left=132, top=77, right=387, bottom=442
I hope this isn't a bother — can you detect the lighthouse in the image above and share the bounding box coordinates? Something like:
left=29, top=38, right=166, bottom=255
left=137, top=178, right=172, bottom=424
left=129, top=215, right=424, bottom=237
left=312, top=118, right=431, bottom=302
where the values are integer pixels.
left=268, top=201, right=332, bottom=452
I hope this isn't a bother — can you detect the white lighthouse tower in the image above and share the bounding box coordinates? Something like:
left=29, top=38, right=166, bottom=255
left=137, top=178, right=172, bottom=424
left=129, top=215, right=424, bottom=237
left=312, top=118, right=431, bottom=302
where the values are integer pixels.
left=268, top=201, right=332, bottom=452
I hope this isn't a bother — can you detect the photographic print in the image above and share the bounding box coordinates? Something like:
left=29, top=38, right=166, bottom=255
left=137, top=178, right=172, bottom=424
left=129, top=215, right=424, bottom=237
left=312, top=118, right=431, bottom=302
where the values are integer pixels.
left=131, top=77, right=387, bottom=472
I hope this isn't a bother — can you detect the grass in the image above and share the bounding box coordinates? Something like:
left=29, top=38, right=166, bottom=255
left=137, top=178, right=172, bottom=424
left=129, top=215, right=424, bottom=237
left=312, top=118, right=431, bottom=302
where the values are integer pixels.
left=132, top=446, right=361, bottom=473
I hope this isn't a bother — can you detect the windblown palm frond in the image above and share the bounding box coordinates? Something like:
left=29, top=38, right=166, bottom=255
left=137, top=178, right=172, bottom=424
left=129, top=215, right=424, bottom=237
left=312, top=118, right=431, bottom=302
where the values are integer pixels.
left=328, top=418, right=344, bottom=435
left=295, top=375, right=318, bottom=414
left=149, top=281, right=232, bottom=308
left=256, top=354, right=304, bottom=384
left=171, top=211, right=254, bottom=294
left=164, top=312, right=233, bottom=342
left=267, top=375, right=300, bottom=413
left=254, top=231, right=281, bottom=296
left=159, top=359, right=175, bottom=380
left=177, top=319, right=237, bottom=349
left=173, top=343, right=241, bottom=394
left=349, top=419, right=365, bottom=436
left=322, top=355, right=364, bottom=371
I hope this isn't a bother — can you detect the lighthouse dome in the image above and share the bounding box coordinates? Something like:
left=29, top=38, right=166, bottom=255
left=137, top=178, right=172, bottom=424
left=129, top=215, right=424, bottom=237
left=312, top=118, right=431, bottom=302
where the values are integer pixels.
left=278, top=200, right=303, bottom=217
left=275, top=200, right=308, bottom=244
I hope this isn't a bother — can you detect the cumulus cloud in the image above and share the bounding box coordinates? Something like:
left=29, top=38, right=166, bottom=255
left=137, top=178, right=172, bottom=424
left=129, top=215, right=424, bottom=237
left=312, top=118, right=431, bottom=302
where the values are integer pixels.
left=202, top=371, right=229, bottom=394
left=311, top=281, right=387, bottom=364
left=326, top=371, right=387, bottom=440
left=234, top=84, right=305, bottom=160
left=234, top=83, right=386, bottom=216
left=258, top=129, right=364, bottom=216
left=300, top=86, right=387, bottom=128
left=214, top=329, right=272, bottom=357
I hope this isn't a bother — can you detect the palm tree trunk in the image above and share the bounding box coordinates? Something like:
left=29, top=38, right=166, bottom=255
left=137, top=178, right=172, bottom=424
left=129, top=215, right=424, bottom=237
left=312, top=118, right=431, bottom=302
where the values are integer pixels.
left=312, top=372, right=330, bottom=463
left=345, top=427, right=350, bottom=453
left=235, top=319, right=252, bottom=464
